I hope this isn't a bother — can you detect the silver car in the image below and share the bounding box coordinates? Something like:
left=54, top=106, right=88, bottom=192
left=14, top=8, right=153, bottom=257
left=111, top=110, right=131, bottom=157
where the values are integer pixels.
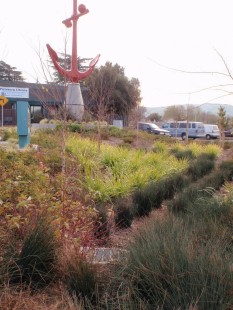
left=138, top=122, right=171, bottom=136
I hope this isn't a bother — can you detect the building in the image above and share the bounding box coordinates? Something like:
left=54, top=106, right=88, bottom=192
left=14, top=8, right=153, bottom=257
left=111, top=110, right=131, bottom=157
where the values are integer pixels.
left=0, top=81, right=65, bottom=126
left=0, top=80, right=127, bottom=126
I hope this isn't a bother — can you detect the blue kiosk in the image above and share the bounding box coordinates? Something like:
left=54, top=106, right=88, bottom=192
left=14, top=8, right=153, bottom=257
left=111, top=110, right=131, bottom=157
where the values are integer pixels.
left=0, top=85, right=31, bottom=149
left=0, top=81, right=65, bottom=149
left=17, top=101, right=30, bottom=149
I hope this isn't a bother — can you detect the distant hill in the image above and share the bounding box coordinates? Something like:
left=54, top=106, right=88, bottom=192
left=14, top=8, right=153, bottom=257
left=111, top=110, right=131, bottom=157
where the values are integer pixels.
left=144, top=103, right=233, bottom=117
left=198, top=103, right=233, bottom=116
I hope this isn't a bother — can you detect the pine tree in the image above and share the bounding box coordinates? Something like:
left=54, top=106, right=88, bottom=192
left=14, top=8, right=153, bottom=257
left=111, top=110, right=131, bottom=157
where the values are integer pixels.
left=0, top=61, right=25, bottom=81
left=217, top=105, right=228, bottom=142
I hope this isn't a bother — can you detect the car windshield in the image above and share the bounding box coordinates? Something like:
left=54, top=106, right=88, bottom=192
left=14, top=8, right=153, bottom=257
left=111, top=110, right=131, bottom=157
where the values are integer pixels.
left=150, top=124, right=160, bottom=129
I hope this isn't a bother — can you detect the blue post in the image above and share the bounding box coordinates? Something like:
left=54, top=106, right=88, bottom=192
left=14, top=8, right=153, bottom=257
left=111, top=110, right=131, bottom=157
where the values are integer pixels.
left=17, top=101, right=30, bottom=148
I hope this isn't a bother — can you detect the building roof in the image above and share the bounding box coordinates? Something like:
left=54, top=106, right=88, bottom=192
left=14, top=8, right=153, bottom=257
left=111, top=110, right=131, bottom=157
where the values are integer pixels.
left=0, top=80, right=65, bottom=105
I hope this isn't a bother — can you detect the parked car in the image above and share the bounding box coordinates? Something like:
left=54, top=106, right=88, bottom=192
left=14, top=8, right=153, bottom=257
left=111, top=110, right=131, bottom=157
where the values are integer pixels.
left=224, top=128, right=233, bottom=137
left=204, top=124, right=220, bottom=140
left=138, top=122, right=171, bottom=136
left=162, top=121, right=205, bottom=140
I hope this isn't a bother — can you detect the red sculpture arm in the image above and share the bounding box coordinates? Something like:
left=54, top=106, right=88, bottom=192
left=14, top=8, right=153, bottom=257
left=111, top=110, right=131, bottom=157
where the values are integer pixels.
left=46, top=1, right=100, bottom=83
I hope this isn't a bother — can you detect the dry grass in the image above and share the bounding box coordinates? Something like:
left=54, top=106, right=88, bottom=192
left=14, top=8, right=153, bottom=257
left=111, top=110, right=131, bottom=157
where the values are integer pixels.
left=0, top=284, right=79, bottom=310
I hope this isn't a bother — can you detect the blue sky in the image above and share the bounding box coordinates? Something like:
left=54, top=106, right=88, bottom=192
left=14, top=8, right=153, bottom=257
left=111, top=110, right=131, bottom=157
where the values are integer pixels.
left=1, top=0, right=233, bottom=108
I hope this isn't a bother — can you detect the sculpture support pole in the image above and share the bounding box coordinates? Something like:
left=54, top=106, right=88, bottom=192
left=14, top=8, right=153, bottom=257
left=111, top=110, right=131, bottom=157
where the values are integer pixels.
left=72, top=0, right=78, bottom=71
left=47, top=0, right=100, bottom=121
left=66, top=83, right=84, bottom=122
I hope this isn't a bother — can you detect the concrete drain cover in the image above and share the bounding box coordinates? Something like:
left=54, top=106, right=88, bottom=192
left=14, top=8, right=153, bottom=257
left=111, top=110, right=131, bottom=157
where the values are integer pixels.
left=81, top=247, right=128, bottom=264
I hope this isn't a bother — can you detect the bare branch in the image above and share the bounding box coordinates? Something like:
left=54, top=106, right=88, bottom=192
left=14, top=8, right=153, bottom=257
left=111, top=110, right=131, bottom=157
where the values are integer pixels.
left=213, top=47, right=233, bottom=81
left=170, top=83, right=233, bottom=95
left=201, top=93, right=233, bottom=103
left=146, top=56, right=230, bottom=77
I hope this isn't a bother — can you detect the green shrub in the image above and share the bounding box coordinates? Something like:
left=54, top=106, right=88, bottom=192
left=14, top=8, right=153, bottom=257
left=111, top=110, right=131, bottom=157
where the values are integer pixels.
left=152, top=141, right=167, bottom=153
left=123, top=217, right=233, bottom=309
left=170, top=160, right=233, bottom=214
left=100, top=130, right=109, bottom=140
left=114, top=198, right=134, bottom=228
left=39, top=118, right=49, bottom=124
left=169, top=172, right=225, bottom=214
left=168, top=184, right=201, bottom=213
left=219, top=160, right=233, bottom=180
left=68, top=123, right=81, bottom=133
left=162, top=173, right=188, bottom=200
left=43, top=151, right=62, bottom=174
left=0, top=128, right=18, bottom=141
left=93, top=205, right=110, bottom=243
left=67, top=135, right=188, bottom=202
left=6, top=217, right=58, bottom=290
left=123, top=136, right=134, bottom=144
left=199, top=170, right=225, bottom=190
left=31, top=111, right=43, bottom=123
left=0, top=130, right=10, bottom=141
left=186, top=196, right=233, bottom=232
left=64, top=255, right=98, bottom=304
left=170, top=148, right=194, bottom=160
left=30, top=129, right=60, bottom=149
left=187, top=157, right=215, bottom=181
left=197, top=151, right=218, bottom=161
left=132, top=174, right=187, bottom=217
left=132, top=187, right=153, bottom=217
left=107, top=126, right=124, bottom=138
left=223, top=141, right=232, bottom=150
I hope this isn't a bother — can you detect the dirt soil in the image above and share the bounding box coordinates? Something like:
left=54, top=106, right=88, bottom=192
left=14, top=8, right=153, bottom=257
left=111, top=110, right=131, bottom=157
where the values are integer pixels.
left=108, top=207, right=168, bottom=249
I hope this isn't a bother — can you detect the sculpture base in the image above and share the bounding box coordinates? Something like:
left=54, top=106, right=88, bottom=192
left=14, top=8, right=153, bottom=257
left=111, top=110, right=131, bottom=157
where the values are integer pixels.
left=66, top=83, right=84, bottom=122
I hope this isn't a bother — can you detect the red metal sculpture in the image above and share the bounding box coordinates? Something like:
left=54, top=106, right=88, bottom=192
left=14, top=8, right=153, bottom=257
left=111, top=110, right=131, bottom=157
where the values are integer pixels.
left=46, top=0, right=100, bottom=83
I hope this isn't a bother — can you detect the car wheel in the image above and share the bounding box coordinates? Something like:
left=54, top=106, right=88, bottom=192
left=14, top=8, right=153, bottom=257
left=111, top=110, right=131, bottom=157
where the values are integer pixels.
left=206, top=134, right=211, bottom=140
left=181, top=133, right=186, bottom=141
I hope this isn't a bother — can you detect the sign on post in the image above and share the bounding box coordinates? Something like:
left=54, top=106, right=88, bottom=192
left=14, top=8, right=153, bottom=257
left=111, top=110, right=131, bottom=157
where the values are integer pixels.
left=0, top=96, right=8, bottom=127
left=0, top=96, right=8, bottom=106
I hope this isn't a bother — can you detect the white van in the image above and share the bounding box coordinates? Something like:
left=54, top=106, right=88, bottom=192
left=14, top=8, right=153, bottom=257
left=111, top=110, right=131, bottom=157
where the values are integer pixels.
left=162, top=121, right=205, bottom=140
left=204, top=124, right=220, bottom=140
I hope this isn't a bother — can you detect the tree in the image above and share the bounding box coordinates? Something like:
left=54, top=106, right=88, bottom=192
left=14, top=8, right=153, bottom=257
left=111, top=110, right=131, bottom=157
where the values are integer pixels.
left=47, top=55, right=142, bottom=125
left=128, top=105, right=147, bottom=130
left=197, top=111, right=218, bottom=124
left=217, top=105, right=228, bottom=143
left=0, top=60, right=25, bottom=81
left=85, top=62, right=141, bottom=126
left=85, top=62, right=118, bottom=122
left=229, top=116, right=233, bottom=129
left=163, top=105, right=186, bottom=121
left=147, top=112, right=162, bottom=122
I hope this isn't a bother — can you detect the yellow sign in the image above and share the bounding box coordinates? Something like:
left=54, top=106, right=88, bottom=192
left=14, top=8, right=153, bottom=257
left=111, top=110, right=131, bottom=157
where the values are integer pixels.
left=0, top=96, right=8, bottom=107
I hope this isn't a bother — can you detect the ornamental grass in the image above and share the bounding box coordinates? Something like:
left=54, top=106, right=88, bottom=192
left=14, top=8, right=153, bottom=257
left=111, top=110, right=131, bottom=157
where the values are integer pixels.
left=122, top=216, right=233, bottom=309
